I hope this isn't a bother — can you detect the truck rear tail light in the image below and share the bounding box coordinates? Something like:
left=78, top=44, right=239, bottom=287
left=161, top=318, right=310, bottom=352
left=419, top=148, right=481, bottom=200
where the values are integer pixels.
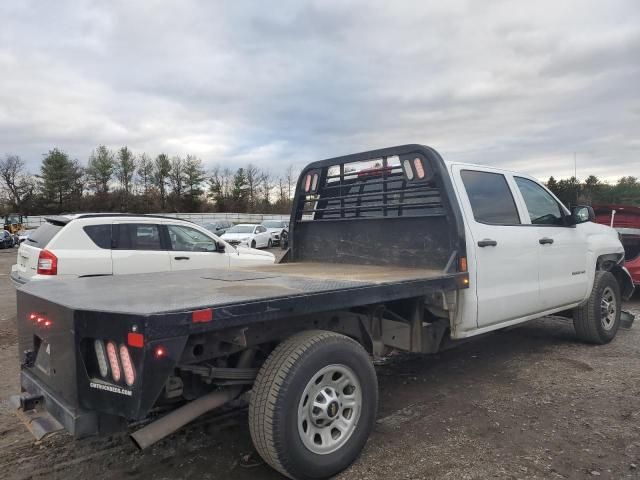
left=94, top=340, right=109, bottom=378
left=106, top=341, right=121, bottom=382
left=119, top=345, right=136, bottom=386
left=37, top=249, right=58, bottom=275
left=304, top=174, right=312, bottom=192
left=311, top=173, right=319, bottom=191
left=154, top=346, right=166, bottom=358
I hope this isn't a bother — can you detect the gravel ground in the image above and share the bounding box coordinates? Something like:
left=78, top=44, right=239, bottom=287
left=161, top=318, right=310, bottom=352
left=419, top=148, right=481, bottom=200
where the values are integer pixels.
left=0, top=248, right=638, bottom=480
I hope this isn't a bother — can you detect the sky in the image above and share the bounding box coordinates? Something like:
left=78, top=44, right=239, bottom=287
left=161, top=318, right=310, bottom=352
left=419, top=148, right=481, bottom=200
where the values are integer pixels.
left=0, top=0, right=639, bottom=182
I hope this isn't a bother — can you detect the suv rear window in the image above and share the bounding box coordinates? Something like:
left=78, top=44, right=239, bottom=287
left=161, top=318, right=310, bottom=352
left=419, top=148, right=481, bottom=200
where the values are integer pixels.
left=83, top=224, right=112, bottom=249
left=25, top=222, right=64, bottom=248
left=461, top=170, right=521, bottom=225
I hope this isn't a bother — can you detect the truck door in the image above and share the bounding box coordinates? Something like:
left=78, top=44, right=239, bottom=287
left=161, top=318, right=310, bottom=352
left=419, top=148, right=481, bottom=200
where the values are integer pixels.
left=111, top=222, right=171, bottom=274
left=454, top=167, right=542, bottom=328
left=512, top=176, right=589, bottom=308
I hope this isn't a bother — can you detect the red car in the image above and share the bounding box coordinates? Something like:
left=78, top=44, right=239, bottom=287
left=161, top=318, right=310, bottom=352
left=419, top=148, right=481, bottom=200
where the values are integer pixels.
left=593, top=204, right=640, bottom=286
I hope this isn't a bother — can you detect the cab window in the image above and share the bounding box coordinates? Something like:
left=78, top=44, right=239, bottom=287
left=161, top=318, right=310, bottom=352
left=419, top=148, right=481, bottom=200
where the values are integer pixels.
left=514, top=177, right=565, bottom=226
left=167, top=225, right=217, bottom=252
left=460, top=170, right=521, bottom=225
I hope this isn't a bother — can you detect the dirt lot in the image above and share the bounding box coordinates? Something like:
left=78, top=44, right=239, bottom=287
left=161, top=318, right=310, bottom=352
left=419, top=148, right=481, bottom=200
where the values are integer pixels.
left=0, top=248, right=638, bottom=480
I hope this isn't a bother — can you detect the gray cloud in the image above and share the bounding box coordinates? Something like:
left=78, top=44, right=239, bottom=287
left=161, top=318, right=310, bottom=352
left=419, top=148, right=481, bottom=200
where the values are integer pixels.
left=0, top=0, right=639, bottom=182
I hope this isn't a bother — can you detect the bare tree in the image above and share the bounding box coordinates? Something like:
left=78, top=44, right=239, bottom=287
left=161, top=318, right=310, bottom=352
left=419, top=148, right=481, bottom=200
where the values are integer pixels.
left=0, top=155, right=35, bottom=211
left=153, top=153, right=171, bottom=210
left=245, top=163, right=261, bottom=211
left=285, top=164, right=297, bottom=199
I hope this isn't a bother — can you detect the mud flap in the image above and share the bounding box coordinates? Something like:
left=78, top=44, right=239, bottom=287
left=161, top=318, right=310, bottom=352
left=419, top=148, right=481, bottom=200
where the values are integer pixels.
left=620, top=310, right=635, bottom=330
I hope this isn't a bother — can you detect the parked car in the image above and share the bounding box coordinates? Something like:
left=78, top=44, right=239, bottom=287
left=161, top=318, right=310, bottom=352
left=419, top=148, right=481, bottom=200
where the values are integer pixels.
left=220, top=223, right=273, bottom=248
left=261, top=220, right=288, bottom=245
left=200, top=220, right=233, bottom=236
left=12, top=145, right=634, bottom=480
left=0, top=230, right=14, bottom=248
left=10, top=214, right=275, bottom=286
left=593, top=204, right=640, bottom=286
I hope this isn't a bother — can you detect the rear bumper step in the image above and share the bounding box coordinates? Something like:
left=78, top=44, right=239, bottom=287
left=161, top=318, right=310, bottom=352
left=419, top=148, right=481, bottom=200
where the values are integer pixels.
left=12, top=369, right=99, bottom=439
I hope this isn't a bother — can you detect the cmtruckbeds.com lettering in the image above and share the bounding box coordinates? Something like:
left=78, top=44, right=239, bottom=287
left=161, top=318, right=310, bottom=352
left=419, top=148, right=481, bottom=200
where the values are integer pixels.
left=89, top=382, right=132, bottom=396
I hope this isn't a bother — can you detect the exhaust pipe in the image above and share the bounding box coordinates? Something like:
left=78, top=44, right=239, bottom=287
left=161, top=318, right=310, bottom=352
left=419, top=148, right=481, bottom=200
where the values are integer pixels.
left=131, top=349, right=255, bottom=450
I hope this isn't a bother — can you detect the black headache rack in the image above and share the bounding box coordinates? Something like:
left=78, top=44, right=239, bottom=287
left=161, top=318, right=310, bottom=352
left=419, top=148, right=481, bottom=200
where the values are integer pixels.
left=287, top=144, right=466, bottom=270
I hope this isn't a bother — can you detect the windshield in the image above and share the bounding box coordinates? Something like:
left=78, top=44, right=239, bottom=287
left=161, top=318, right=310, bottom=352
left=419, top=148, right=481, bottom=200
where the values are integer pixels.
left=227, top=225, right=254, bottom=234
left=262, top=221, right=284, bottom=228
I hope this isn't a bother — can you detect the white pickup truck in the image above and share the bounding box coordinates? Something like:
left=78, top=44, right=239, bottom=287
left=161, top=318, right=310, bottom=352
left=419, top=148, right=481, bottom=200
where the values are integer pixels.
left=13, top=144, right=635, bottom=480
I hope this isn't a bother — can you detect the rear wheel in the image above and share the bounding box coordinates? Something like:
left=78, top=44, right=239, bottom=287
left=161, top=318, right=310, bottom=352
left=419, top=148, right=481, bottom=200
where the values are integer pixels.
left=573, top=271, right=621, bottom=344
left=249, top=331, right=377, bottom=480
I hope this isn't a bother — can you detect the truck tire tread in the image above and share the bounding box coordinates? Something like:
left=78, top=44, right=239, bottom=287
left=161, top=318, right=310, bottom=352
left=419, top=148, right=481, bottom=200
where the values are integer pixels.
left=248, top=330, right=374, bottom=479
left=572, top=270, right=620, bottom=344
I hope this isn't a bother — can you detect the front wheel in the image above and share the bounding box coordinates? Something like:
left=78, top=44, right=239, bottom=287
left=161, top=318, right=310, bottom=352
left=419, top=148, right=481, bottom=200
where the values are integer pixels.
left=251, top=240, right=256, bottom=249
left=573, top=271, right=621, bottom=344
left=249, top=331, right=377, bottom=480
left=267, top=238, right=273, bottom=248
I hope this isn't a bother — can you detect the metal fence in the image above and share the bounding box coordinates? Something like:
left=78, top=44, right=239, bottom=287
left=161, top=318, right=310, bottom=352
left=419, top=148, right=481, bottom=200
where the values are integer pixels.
left=22, top=212, right=291, bottom=229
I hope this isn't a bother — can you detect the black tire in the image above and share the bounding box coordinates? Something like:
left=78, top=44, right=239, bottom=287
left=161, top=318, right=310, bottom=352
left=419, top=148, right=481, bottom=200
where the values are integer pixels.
left=251, top=240, right=256, bottom=249
left=267, top=238, right=273, bottom=248
left=573, top=271, right=621, bottom=344
left=249, top=330, right=378, bottom=480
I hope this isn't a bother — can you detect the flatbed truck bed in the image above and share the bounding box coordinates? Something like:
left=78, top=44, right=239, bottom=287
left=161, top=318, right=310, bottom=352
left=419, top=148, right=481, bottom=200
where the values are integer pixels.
left=20, top=262, right=465, bottom=327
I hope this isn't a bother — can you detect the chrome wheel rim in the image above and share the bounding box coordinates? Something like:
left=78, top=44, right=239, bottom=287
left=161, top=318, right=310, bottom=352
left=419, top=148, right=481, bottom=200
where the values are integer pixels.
left=600, top=286, right=617, bottom=331
left=297, top=364, right=362, bottom=455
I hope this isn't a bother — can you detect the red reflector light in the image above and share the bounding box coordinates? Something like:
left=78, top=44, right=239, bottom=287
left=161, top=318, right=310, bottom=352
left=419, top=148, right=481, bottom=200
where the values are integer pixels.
left=29, top=313, right=37, bottom=321
left=127, top=332, right=144, bottom=348
left=37, top=249, right=58, bottom=275
left=192, top=308, right=213, bottom=323
left=154, top=346, right=166, bottom=358
left=106, top=341, right=121, bottom=382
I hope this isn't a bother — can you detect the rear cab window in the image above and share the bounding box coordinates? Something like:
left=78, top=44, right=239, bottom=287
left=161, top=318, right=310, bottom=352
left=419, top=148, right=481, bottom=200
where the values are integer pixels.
left=460, top=170, right=521, bottom=225
left=25, top=222, right=64, bottom=248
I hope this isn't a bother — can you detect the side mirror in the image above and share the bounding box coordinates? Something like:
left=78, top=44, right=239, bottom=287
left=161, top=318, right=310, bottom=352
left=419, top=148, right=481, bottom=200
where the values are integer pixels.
left=217, top=242, right=226, bottom=253
left=570, top=205, right=595, bottom=225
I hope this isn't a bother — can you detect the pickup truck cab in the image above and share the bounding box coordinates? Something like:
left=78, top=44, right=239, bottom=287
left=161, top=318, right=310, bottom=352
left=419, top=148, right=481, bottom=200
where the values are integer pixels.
left=12, top=145, right=634, bottom=480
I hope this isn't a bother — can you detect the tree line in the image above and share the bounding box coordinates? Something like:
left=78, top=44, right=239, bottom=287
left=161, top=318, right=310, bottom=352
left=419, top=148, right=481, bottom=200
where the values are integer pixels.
left=545, top=175, right=640, bottom=207
left=0, top=147, right=299, bottom=215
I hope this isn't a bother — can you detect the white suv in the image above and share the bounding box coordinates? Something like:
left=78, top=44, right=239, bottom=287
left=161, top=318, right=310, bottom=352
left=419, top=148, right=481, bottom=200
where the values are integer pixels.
left=10, top=214, right=275, bottom=286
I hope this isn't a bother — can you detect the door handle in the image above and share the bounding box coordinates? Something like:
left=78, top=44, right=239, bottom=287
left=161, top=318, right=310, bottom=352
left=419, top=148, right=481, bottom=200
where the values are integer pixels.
left=477, top=239, right=498, bottom=247
left=539, top=238, right=554, bottom=245
left=174, top=256, right=190, bottom=260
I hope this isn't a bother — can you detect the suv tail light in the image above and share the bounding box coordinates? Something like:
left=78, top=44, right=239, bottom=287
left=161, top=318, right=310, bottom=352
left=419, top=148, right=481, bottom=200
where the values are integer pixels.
left=37, top=249, right=58, bottom=275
